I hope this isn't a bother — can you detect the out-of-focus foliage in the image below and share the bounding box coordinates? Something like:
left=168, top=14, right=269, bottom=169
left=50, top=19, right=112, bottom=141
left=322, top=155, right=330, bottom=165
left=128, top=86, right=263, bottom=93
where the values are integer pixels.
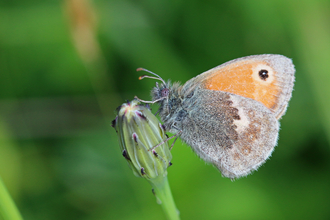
left=0, top=0, right=330, bottom=219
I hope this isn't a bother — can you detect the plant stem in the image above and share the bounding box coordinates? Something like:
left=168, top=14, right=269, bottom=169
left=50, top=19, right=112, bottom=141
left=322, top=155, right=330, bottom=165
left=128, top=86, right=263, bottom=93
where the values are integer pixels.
left=150, top=176, right=180, bottom=220
left=0, top=177, right=23, bottom=220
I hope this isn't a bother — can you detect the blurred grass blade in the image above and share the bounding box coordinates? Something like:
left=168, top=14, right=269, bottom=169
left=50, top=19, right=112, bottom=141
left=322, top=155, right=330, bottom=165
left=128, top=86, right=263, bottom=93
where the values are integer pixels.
left=0, top=177, right=23, bottom=220
left=288, top=1, right=330, bottom=142
left=64, top=0, right=119, bottom=117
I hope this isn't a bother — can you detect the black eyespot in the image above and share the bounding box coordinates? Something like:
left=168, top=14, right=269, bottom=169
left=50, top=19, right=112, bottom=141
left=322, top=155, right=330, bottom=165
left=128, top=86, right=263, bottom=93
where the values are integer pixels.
left=259, top=69, right=269, bottom=81
left=161, top=88, right=169, bottom=97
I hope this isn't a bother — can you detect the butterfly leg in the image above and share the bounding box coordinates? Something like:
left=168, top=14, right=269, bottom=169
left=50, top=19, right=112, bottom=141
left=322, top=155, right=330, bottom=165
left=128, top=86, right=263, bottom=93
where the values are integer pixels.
left=169, top=134, right=181, bottom=151
left=149, top=130, right=182, bottom=151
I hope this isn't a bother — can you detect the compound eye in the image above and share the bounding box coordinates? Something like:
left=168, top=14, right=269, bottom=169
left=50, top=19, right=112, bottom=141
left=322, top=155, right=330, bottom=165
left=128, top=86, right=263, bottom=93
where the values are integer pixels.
left=161, top=88, right=169, bottom=97
left=186, top=91, right=194, bottom=98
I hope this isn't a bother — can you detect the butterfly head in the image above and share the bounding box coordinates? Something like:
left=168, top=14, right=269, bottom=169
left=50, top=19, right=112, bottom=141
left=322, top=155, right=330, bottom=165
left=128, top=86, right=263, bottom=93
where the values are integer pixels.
left=136, top=68, right=182, bottom=119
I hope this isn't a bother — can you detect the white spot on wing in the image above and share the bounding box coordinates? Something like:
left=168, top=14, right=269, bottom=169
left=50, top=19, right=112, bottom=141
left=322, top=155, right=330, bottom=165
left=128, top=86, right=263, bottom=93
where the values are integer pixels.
left=230, top=95, right=250, bottom=132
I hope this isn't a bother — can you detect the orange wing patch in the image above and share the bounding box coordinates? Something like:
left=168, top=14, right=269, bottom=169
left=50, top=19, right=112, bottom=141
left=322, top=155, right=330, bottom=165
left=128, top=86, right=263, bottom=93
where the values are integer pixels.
left=202, top=60, right=279, bottom=111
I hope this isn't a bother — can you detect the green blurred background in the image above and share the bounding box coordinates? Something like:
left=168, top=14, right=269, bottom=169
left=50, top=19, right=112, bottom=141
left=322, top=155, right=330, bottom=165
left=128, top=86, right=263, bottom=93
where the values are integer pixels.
left=1, top=0, right=330, bottom=219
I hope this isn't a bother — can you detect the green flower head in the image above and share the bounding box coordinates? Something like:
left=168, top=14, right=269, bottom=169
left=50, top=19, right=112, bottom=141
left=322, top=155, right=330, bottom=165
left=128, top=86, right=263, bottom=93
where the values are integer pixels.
left=112, top=99, right=172, bottom=180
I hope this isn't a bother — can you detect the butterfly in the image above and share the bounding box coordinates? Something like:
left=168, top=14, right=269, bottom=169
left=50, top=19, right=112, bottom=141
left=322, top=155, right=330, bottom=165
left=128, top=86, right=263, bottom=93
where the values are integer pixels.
left=137, top=54, right=295, bottom=179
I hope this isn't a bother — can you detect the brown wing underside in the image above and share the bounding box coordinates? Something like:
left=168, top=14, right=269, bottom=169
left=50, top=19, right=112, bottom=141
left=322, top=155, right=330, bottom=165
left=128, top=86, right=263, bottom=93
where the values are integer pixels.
left=179, top=89, right=279, bottom=178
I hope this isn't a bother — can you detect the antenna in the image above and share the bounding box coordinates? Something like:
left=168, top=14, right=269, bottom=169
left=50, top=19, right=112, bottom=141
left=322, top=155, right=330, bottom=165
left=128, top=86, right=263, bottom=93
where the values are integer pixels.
left=136, top=68, right=166, bottom=86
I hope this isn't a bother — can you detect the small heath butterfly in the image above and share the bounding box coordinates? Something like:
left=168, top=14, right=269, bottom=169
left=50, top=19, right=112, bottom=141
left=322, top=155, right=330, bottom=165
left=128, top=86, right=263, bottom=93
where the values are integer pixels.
left=137, top=54, right=295, bottom=179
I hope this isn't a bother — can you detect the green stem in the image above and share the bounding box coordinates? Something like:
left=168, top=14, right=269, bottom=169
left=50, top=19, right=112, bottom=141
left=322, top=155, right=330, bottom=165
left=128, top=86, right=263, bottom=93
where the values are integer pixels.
left=0, top=177, right=23, bottom=220
left=149, top=176, right=180, bottom=220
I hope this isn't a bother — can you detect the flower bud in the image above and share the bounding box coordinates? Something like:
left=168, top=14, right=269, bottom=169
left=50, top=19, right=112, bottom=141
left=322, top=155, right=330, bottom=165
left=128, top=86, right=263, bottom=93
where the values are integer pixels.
left=112, top=100, right=172, bottom=180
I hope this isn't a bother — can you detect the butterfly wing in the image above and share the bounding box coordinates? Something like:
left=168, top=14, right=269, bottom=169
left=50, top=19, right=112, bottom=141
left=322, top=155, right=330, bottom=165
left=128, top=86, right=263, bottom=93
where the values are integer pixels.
left=182, top=54, right=295, bottom=119
left=176, top=54, right=294, bottom=178
left=179, top=88, right=279, bottom=178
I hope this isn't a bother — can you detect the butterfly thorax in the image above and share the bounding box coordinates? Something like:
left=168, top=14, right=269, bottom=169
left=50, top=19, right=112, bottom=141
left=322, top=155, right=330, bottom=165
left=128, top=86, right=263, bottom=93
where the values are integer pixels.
left=152, top=81, right=188, bottom=133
